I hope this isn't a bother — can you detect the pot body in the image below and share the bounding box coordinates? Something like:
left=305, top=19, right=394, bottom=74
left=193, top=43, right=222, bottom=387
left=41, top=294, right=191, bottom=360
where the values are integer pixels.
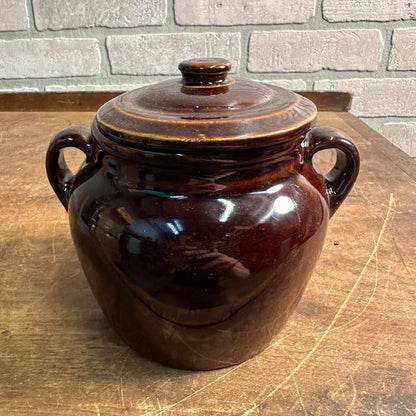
left=46, top=121, right=359, bottom=370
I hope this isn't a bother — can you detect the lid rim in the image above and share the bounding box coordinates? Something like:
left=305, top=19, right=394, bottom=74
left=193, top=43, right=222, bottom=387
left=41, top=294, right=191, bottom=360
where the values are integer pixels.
left=96, top=113, right=317, bottom=142
left=94, top=116, right=317, bottom=152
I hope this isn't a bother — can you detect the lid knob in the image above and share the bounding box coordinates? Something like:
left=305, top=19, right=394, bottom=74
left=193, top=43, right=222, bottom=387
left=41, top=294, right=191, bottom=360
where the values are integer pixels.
left=179, top=58, right=231, bottom=86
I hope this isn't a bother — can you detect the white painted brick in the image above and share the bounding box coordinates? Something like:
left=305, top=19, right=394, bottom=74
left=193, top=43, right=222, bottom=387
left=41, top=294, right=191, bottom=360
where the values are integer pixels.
left=388, top=28, right=416, bottom=70
left=381, top=122, right=416, bottom=157
left=45, top=84, right=148, bottom=92
left=314, top=78, right=416, bottom=117
left=175, top=0, right=315, bottom=25
left=45, top=80, right=305, bottom=93
left=259, top=79, right=307, bottom=90
left=107, top=33, right=241, bottom=75
left=323, top=0, right=416, bottom=22
left=0, top=39, right=101, bottom=79
left=0, top=87, right=40, bottom=92
left=33, top=0, right=167, bottom=30
left=248, top=30, right=383, bottom=72
left=0, top=0, right=29, bottom=31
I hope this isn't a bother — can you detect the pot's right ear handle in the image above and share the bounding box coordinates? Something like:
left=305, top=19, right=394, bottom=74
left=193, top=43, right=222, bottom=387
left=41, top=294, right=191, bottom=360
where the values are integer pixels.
left=46, top=126, right=94, bottom=211
left=302, top=126, right=360, bottom=217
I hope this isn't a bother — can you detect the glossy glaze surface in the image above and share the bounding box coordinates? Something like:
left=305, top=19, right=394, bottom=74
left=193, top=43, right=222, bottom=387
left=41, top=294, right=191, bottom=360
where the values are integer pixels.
left=68, top=140, right=328, bottom=369
left=46, top=58, right=360, bottom=370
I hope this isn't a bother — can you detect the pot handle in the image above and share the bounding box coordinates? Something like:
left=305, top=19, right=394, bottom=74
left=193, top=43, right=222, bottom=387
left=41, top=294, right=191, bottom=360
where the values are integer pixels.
left=46, top=126, right=94, bottom=211
left=302, top=126, right=360, bottom=217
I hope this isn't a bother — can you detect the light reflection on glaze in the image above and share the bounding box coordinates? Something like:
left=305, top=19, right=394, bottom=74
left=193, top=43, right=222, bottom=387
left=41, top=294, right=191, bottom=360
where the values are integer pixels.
left=273, top=195, right=296, bottom=215
left=218, top=198, right=235, bottom=223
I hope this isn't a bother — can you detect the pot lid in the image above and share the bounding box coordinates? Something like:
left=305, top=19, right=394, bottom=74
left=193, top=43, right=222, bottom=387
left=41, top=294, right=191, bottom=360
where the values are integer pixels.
left=96, top=58, right=317, bottom=148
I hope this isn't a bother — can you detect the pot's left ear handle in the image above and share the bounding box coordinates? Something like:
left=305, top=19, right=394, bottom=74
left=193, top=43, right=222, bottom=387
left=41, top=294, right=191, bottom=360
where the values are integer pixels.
left=302, top=126, right=360, bottom=217
left=46, top=126, right=94, bottom=211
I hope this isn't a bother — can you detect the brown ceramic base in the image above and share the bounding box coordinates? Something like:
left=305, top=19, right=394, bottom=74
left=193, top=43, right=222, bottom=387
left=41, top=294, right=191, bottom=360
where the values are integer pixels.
left=68, top=165, right=328, bottom=370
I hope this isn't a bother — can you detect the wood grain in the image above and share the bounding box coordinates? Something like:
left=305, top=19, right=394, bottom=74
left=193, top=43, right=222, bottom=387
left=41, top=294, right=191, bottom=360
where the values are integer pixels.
left=0, top=90, right=352, bottom=112
left=0, top=104, right=415, bottom=415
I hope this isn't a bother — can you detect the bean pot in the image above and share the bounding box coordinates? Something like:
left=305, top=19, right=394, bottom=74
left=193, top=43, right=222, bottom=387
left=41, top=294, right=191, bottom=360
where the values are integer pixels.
left=46, top=58, right=360, bottom=370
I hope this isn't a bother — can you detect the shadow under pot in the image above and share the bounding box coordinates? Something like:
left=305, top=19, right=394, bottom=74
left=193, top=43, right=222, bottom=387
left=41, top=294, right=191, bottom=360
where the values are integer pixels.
left=46, top=58, right=360, bottom=370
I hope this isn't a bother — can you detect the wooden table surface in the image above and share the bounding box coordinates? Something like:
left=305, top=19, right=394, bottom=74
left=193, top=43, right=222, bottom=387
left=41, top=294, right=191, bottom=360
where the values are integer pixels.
left=0, top=93, right=415, bottom=415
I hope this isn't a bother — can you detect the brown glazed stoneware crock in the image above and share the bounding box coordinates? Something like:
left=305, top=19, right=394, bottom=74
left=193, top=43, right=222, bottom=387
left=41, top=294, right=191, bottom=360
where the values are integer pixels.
left=46, top=58, right=360, bottom=370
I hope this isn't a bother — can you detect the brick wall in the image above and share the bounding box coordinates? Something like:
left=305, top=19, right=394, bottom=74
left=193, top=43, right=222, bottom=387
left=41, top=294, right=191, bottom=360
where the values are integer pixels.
left=1, top=0, right=415, bottom=157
